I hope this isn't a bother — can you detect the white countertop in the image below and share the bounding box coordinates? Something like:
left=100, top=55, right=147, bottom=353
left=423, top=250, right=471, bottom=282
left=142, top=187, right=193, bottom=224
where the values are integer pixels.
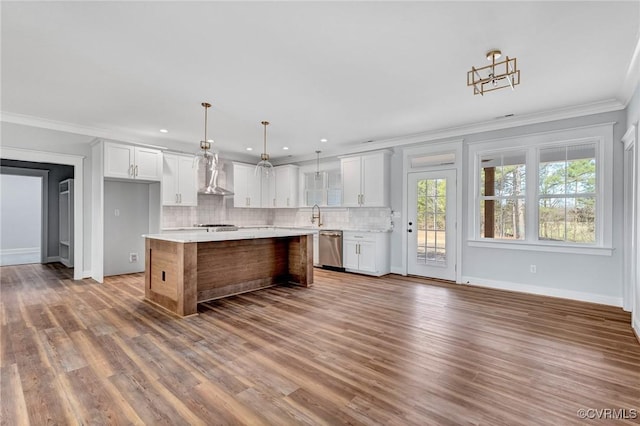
left=161, top=225, right=392, bottom=234
left=145, top=228, right=315, bottom=243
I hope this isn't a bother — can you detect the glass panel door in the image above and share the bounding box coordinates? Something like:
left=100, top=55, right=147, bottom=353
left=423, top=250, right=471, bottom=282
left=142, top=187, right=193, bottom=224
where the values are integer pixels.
left=407, top=170, right=456, bottom=280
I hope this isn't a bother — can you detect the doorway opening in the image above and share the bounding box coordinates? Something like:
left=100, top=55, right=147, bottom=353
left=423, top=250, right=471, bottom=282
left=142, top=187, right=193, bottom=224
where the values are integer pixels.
left=0, top=173, right=43, bottom=265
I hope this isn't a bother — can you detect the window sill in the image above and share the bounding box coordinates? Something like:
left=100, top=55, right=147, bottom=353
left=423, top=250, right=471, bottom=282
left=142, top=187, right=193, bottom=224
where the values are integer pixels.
left=467, top=239, right=614, bottom=256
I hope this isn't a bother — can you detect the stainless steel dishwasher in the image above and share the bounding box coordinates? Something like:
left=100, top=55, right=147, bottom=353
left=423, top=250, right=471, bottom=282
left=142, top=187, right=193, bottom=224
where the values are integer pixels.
left=319, top=230, right=343, bottom=269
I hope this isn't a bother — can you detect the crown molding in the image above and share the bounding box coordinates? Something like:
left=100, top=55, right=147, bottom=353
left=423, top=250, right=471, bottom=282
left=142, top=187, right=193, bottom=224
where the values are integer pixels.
left=2, top=97, right=627, bottom=166
left=0, top=111, right=151, bottom=146
left=621, top=33, right=640, bottom=107
left=279, top=99, right=625, bottom=164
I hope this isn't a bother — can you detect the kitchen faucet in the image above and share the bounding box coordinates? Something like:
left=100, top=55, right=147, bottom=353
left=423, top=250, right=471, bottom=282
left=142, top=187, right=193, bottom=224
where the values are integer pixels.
left=311, top=204, right=322, bottom=227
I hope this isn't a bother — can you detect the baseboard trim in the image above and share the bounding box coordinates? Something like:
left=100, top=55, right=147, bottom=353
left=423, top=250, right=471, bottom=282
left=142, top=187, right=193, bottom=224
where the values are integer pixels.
left=0, top=247, right=40, bottom=266
left=461, top=276, right=623, bottom=307
left=45, top=256, right=61, bottom=263
left=633, top=317, right=640, bottom=345
left=1, top=247, right=39, bottom=255
left=390, top=266, right=405, bottom=275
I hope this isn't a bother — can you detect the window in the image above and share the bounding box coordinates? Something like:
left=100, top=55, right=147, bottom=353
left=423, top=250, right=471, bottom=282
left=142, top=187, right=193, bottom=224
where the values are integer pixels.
left=304, top=172, right=324, bottom=206
left=468, top=123, right=613, bottom=254
left=303, top=169, right=341, bottom=206
left=480, top=151, right=526, bottom=240
left=538, top=143, right=596, bottom=243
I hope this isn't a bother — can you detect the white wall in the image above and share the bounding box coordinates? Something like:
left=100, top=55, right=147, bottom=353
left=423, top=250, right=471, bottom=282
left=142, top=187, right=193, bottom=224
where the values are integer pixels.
left=1, top=122, right=92, bottom=275
left=389, top=109, right=627, bottom=306
left=0, top=174, right=41, bottom=265
left=103, top=181, right=150, bottom=275
left=626, top=83, right=640, bottom=336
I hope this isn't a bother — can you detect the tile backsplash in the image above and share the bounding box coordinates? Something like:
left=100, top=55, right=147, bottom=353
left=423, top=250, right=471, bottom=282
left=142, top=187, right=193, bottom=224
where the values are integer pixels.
left=162, top=196, right=392, bottom=230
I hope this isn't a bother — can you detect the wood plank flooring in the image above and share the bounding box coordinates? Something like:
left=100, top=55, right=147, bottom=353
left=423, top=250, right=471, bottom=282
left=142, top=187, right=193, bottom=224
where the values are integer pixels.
left=1, top=263, right=639, bottom=425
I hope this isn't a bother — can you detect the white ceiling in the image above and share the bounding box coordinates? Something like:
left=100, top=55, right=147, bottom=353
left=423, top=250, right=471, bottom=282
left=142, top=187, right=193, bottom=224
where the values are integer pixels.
left=2, top=1, right=639, bottom=162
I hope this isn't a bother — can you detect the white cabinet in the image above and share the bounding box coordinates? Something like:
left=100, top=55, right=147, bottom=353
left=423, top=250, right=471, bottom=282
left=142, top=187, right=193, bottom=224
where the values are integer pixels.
left=59, top=179, right=74, bottom=268
left=343, top=231, right=390, bottom=276
left=162, top=153, right=197, bottom=206
left=340, top=150, right=391, bottom=207
left=234, top=163, right=298, bottom=208
left=275, top=165, right=299, bottom=208
left=104, top=142, right=163, bottom=181
left=261, top=170, right=276, bottom=208
left=233, top=162, right=262, bottom=208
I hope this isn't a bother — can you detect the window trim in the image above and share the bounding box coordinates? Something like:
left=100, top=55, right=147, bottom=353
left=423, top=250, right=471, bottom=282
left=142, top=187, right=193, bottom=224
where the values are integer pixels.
left=467, top=123, right=614, bottom=255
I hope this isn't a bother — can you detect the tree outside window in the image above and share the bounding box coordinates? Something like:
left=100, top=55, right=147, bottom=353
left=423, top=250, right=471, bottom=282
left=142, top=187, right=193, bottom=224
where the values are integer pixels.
left=480, top=151, right=526, bottom=240
left=538, top=144, right=596, bottom=243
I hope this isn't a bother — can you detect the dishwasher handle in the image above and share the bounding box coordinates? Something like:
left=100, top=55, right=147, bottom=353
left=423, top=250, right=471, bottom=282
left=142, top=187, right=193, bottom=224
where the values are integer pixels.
left=320, top=231, right=342, bottom=237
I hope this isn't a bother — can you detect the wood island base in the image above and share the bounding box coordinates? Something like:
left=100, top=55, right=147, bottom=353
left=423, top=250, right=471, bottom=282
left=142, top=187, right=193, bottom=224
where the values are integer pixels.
left=144, top=234, right=313, bottom=316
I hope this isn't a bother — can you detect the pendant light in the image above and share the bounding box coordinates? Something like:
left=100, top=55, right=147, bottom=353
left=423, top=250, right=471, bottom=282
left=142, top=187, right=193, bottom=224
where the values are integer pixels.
left=255, top=120, right=274, bottom=177
left=315, top=150, right=322, bottom=180
left=195, top=102, right=233, bottom=195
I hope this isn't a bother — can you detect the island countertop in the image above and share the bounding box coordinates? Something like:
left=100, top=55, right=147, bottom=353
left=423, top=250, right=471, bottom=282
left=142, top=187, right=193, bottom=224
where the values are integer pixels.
left=143, top=229, right=314, bottom=316
left=143, top=228, right=315, bottom=243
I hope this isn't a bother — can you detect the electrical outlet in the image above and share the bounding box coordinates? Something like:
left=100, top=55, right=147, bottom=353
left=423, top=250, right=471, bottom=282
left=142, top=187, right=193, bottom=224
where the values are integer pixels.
left=129, top=253, right=138, bottom=263
left=530, top=264, right=537, bottom=273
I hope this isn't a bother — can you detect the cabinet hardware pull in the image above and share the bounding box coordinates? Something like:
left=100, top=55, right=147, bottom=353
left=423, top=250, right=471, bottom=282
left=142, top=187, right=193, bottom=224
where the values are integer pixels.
left=135, top=165, right=138, bottom=176
left=176, top=194, right=179, bottom=203
left=129, top=164, right=134, bottom=176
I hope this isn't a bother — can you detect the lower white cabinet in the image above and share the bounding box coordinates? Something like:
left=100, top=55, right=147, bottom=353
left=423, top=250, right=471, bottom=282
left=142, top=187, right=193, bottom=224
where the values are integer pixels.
left=343, top=231, right=390, bottom=276
left=313, top=232, right=319, bottom=266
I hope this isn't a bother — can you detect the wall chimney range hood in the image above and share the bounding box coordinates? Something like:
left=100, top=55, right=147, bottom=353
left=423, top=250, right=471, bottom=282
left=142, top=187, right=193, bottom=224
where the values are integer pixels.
left=198, top=152, right=233, bottom=196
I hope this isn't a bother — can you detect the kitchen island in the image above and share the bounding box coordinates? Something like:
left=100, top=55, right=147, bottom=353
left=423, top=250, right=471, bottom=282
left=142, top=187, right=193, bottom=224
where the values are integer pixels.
left=143, top=229, right=314, bottom=316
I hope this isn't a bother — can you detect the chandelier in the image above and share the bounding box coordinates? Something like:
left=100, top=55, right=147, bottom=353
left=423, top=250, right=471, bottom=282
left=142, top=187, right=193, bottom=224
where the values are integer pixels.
left=255, top=120, right=274, bottom=177
left=467, top=50, right=520, bottom=95
left=194, top=102, right=233, bottom=195
left=315, top=150, right=322, bottom=180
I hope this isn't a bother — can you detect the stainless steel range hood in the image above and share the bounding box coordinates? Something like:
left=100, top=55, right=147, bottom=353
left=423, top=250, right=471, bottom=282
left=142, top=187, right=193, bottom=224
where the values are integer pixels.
left=197, top=151, right=234, bottom=195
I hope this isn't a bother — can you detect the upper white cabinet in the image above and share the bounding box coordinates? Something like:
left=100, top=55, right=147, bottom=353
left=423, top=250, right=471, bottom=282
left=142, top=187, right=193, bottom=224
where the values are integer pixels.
left=162, top=152, right=197, bottom=206
left=274, top=165, right=299, bottom=208
left=234, top=163, right=299, bottom=208
left=261, top=169, right=276, bottom=208
left=104, top=142, right=163, bottom=181
left=343, top=231, right=390, bottom=276
left=341, top=150, right=391, bottom=207
left=233, top=162, right=262, bottom=208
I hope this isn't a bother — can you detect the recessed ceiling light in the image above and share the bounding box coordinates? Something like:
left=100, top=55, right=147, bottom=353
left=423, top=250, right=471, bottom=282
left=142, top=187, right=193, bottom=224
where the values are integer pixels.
left=246, top=147, right=253, bottom=151
left=320, top=138, right=328, bottom=143
left=283, top=146, right=289, bottom=150
left=159, top=129, right=168, bottom=133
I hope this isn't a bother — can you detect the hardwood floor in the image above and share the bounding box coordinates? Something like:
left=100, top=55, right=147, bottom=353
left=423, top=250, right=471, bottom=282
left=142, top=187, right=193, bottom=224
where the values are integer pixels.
left=1, top=263, right=639, bottom=425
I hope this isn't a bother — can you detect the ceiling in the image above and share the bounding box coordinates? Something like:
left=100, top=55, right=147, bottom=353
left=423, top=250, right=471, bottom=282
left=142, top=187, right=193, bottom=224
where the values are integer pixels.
left=2, top=1, right=639, bottom=163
